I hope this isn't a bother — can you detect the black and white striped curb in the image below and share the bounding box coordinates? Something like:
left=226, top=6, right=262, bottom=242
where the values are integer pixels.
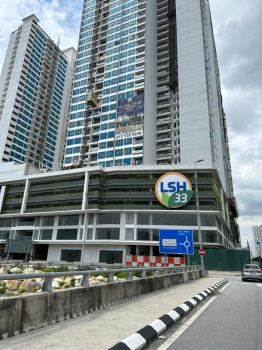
left=109, top=279, right=228, bottom=350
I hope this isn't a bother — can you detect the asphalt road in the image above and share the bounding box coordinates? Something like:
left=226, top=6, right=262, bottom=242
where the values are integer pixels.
left=156, top=279, right=262, bottom=350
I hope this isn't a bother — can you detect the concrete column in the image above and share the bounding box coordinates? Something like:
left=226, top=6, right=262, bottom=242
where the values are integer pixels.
left=52, top=216, right=59, bottom=240
left=0, top=185, right=6, bottom=213
left=93, top=214, right=97, bottom=240
left=134, top=212, right=137, bottom=241
left=21, top=179, right=30, bottom=213
left=82, top=171, right=89, bottom=210
left=150, top=245, right=153, bottom=256
left=120, top=213, right=125, bottom=240
left=225, top=202, right=230, bottom=227
left=81, top=213, right=88, bottom=266
left=220, top=187, right=226, bottom=220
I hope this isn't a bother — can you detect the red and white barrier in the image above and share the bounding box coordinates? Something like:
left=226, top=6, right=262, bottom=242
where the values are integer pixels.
left=125, top=255, right=186, bottom=267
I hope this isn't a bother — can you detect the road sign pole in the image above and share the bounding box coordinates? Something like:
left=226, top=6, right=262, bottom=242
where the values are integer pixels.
left=187, top=254, right=190, bottom=266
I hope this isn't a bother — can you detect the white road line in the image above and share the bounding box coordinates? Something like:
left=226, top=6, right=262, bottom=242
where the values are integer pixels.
left=257, top=284, right=262, bottom=287
left=219, top=281, right=231, bottom=292
left=156, top=296, right=217, bottom=350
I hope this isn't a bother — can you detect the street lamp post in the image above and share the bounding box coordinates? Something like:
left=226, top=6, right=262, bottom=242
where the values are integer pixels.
left=194, top=159, right=205, bottom=273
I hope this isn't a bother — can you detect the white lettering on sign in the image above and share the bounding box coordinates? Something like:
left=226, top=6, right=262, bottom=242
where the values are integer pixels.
left=162, top=239, right=177, bottom=247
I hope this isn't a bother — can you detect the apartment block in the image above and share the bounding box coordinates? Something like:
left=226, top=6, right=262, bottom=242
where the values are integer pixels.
left=0, top=15, right=76, bottom=170
left=63, top=0, right=233, bottom=198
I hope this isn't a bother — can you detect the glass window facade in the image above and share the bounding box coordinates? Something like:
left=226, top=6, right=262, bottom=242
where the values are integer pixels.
left=64, top=0, right=146, bottom=167
left=8, top=25, right=69, bottom=170
left=60, top=249, right=81, bottom=262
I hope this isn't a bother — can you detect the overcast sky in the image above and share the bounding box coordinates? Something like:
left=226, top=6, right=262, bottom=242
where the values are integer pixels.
left=0, top=0, right=261, bottom=254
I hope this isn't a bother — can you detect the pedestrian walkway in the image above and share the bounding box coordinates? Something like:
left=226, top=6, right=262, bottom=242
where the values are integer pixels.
left=0, top=276, right=228, bottom=350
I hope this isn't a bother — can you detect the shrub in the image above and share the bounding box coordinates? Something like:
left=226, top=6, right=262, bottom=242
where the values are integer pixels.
left=18, top=288, right=27, bottom=294
left=0, top=287, right=6, bottom=295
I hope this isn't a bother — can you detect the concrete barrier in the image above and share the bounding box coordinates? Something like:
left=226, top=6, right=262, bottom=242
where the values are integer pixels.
left=0, top=270, right=201, bottom=339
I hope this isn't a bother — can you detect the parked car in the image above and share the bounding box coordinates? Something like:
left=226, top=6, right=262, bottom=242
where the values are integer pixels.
left=241, top=264, right=262, bottom=282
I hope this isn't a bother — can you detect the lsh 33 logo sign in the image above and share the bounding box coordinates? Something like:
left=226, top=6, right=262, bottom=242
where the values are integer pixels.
left=155, top=172, right=193, bottom=209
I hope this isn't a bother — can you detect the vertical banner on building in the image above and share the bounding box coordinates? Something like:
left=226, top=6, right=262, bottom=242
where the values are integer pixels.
left=115, top=94, right=144, bottom=140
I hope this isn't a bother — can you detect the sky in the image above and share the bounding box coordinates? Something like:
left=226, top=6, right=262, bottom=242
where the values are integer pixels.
left=0, top=0, right=261, bottom=254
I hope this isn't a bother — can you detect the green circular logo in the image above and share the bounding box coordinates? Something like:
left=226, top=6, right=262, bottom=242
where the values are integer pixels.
left=155, top=172, right=193, bottom=209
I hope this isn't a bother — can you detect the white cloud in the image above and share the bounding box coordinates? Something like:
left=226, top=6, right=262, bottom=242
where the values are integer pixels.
left=0, top=0, right=82, bottom=70
left=210, top=0, right=262, bottom=251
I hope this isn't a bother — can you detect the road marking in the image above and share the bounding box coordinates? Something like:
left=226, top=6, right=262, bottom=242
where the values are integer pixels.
left=219, top=281, right=231, bottom=292
left=257, top=284, right=262, bottom=287
left=157, top=296, right=217, bottom=350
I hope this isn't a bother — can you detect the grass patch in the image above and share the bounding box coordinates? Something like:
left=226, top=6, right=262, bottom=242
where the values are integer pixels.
left=115, top=272, right=128, bottom=279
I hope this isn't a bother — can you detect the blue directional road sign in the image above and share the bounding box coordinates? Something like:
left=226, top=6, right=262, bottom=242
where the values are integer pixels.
left=159, top=229, right=194, bottom=255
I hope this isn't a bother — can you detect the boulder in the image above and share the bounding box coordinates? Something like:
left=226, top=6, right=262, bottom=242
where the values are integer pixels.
left=89, top=279, right=102, bottom=285
left=74, top=275, right=82, bottom=280
left=95, top=275, right=107, bottom=283
left=6, top=280, right=21, bottom=291
left=10, top=267, right=22, bottom=274
left=53, top=277, right=65, bottom=283
left=23, top=267, right=35, bottom=274
left=0, top=267, right=6, bottom=274
left=19, top=280, right=41, bottom=292
left=34, top=278, right=44, bottom=284
left=64, top=277, right=74, bottom=284
left=5, top=291, right=19, bottom=296
left=52, top=280, right=60, bottom=289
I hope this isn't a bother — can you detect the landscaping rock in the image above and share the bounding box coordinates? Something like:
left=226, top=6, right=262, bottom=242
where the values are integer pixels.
left=23, top=267, right=35, bottom=274
left=74, top=275, right=82, bottom=280
left=10, top=267, right=22, bottom=274
left=64, top=277, right=74, bottom=284
left=52, top=280, right=60, bottom=289
left=5, top=291, right=19, bottom=296
left=19, top=280, right=41, bottom=292
left=95, top=275, right=107, bottom=283
left=6, top=280, right=21, bottom=291
left=90, top=279, right=103, bottom=285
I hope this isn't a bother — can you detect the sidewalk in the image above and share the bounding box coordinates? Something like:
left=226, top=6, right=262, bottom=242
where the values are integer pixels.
left=0, top=276, right=226, bottom=350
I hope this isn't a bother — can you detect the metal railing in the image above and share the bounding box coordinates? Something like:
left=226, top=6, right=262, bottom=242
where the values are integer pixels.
left=0, top=265, right=201, bottom=293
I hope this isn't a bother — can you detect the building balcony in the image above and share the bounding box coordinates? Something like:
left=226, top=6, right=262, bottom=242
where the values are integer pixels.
left=157, top=134, right=171, bottom=142
left=157, top=127, right=171, bottom=134
left=157, top=100, right=170, bottom=108
left=157, top=110, right=170, bottom=118
left=157, top=153, right=172, bottom=161
left=157, top=117, right=171, bottom=126
left=157, top=142, right=171, bottom=151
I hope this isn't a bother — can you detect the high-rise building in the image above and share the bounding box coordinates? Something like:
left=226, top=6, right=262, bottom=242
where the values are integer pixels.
left=0, top=15, right=76, bottom=171
left=63, top=0, right=233, bottom=196
left=252, top=226, right=262, bottom=258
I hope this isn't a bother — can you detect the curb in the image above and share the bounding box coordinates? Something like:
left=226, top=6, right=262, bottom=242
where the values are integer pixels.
left=109, top=279, right=228, bottom=350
